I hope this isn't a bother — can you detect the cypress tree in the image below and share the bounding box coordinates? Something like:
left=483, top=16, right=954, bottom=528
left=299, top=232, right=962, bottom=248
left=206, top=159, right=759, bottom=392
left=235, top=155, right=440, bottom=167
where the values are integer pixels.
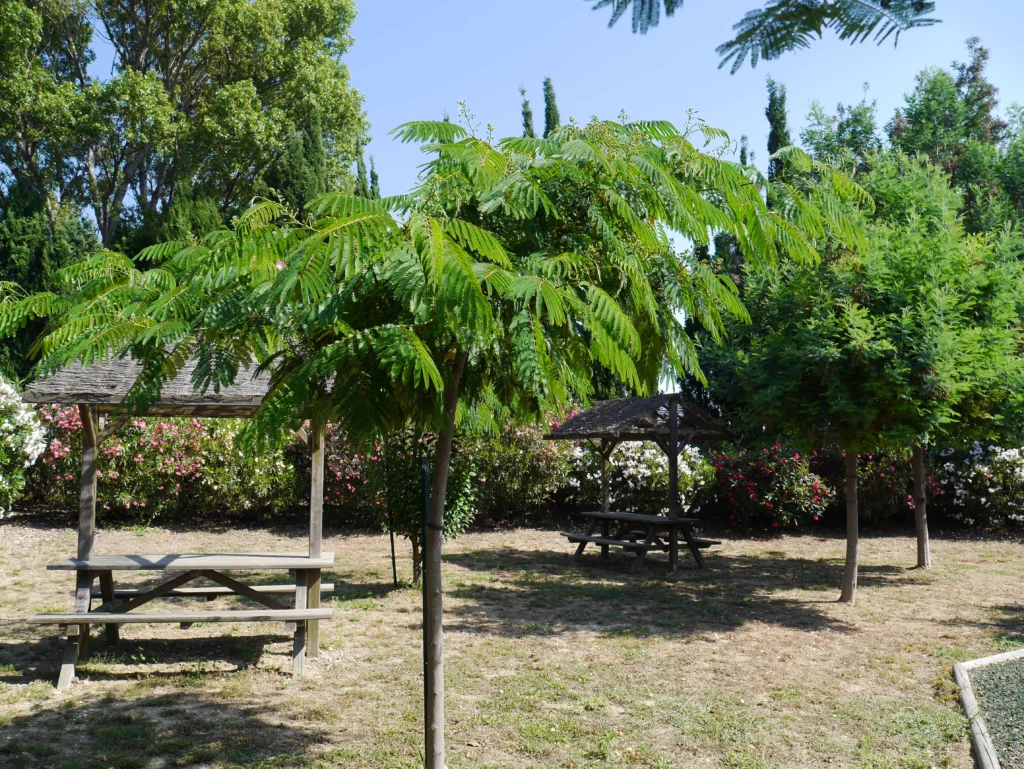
left=369, top=156, right=380, bottom=200
left=268, top=112, right=328, bottom=212
left=354, top=148, right=370, bottom=198
left=739, top=135, right=750, bottom=166
left=543, top=77, right=560, bottom=138
left=766, top=77, right=791, bottom=180
left=519, top=87, right=536, bottom=139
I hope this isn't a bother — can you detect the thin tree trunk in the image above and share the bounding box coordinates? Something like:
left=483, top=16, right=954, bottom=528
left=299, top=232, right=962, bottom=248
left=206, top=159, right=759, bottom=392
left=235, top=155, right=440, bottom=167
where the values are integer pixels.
left=411, top=535, right=421, bottom=585
left=912, top=444, right=931, bottom=569
left=424, top=350, right=468, bottom=769
left=839, top=448, right=859, bottom=604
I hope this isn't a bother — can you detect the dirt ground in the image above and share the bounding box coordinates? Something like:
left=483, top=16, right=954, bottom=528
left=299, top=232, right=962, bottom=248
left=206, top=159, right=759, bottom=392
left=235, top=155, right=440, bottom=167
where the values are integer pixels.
left=1, top=516, right=1022, bottom=769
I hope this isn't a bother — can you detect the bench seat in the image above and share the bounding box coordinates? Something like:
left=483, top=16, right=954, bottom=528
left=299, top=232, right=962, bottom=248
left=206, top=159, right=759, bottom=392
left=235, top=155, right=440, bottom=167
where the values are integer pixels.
left=30, top=608, right=332, bottom=625
left=89, top=583, right=335, bottom=599
left=47, top=552, right=335, bottom=571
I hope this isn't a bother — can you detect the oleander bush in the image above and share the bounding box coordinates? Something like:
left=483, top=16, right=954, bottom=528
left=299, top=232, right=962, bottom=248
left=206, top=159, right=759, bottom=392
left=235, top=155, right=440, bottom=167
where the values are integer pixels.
left=931, top=444, right=1024, bottom=529
left=0, top=377, right=45, bottom=515
left=692, top=442, right=833, bottom=528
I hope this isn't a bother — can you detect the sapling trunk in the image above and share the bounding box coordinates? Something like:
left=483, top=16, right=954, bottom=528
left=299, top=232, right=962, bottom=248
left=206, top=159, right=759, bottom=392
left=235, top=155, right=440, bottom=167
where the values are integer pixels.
left=839, top=449, right=859, bottom=604
left=411, top=535, right=421, bottom=585
left=912, top=444, right=931, bottom=569
left=424, top=350, right=468, bottom=769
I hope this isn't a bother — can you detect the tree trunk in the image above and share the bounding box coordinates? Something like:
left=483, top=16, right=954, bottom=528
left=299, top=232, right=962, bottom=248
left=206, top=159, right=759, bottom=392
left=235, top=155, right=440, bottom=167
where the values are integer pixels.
left=424, top=350, right=468, bottom=769
left=839, top=448, right=859, bottom=604
left=912, top=444, right=931, bottom=569
left=411, top=535, right=421, bottom=585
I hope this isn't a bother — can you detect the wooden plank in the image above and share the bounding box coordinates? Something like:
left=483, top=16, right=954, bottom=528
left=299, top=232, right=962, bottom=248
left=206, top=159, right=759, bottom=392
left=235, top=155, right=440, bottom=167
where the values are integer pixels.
left=48, top=552, right=336, bottom=571
left=198, top=570, right=287, bottom=610
left=97, top=571, right=119, bottom=645
left=630, top=528, right=660, bottom=574
left=32, top=609, right=332, bottom=625
left=73, top=571, right=93, bottom=662
left=105, top=571, right=201, bottom=613
left=562, top=533, right=668, bottom=551
left=89, top=583, right=336, bottom=598
left=293, top=570, right=308, bottom=676
left=57, top=634, right=81, bottom=691
left=580, top=511, right=698, bottom=525
left=307, top=569, right=321, bottom=659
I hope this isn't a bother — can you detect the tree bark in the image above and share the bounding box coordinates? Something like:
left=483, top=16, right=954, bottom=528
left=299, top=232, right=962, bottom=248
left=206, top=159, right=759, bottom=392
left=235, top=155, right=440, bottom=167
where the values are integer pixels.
left=839, top=448, right=859, bottom=604
left=411, top=535, right=421, bottom=585
left=424, top=350, right=468, bottom=769
left=912, top=444, right=931, bottom=569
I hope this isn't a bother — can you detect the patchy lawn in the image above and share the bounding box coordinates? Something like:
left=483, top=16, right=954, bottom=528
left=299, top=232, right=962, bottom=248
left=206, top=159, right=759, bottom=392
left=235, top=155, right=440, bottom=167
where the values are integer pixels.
left=1, top=516, right=1022, bottom=768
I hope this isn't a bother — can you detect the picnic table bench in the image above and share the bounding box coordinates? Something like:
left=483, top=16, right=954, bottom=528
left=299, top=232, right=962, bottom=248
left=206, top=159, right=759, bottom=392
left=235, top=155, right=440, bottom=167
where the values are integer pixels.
left=32, top=552, right=335, bottom=689
left=563, top=511, right=720, bottom=572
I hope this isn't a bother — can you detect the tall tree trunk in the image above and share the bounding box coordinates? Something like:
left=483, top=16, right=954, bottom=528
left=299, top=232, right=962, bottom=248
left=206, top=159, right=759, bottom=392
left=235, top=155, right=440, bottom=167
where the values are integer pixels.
left=912, top=444, right=931, bottom=569
left=839, top=448, right=859, bottom=604
left=424, top=350, right=468, bottom=769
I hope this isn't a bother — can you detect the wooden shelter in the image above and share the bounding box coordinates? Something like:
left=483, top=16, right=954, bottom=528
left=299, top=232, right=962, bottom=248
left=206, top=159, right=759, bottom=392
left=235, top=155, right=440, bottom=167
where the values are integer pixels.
left=545, top=394, right=728, bottom=572
left=22, top=358, right=333, bottom=689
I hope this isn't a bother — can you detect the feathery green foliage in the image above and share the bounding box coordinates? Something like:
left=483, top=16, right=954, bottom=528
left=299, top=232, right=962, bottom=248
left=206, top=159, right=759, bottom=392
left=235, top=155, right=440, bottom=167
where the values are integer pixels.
left=588, top=1, right=939, bottom=72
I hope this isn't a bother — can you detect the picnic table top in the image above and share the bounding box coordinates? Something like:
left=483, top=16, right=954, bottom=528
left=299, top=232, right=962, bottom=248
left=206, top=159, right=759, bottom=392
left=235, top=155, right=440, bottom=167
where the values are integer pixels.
left=580, top=511, right=699, bottom=525
left=47, top=552, right=336, bottom=571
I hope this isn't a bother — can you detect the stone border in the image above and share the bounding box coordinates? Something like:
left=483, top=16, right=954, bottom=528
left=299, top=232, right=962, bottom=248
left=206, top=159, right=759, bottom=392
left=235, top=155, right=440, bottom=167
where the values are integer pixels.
left=953, top=647, right=1024, bottom=769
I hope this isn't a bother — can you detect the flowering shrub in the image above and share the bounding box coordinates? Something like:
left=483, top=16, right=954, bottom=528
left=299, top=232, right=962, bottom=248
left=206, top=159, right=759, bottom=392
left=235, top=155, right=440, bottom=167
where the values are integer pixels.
left=932, top=444, right=1024, bottom=529
left=28, top=408, right=296, bottom=522
left=467, top=425, right=572, bottom=523
left=808, top=448, right=931, bottom=523
left=563, top=440, right=713, bottom=514
left=0, top=377, right=46, bottom=515
left=693, top=443, right=833, bottom=528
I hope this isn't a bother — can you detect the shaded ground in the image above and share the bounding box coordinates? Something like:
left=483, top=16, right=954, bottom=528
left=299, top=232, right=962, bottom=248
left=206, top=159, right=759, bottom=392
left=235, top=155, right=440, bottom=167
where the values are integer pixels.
left=1, top=517, right=1022, bottom=768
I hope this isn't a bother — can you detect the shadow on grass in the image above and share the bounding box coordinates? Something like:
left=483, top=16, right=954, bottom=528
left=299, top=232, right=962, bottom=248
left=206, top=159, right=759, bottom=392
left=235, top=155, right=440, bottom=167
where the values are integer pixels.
left=442, top=546, right=913, bottom=639
left=0, top=686, right=327, bottom=769
left=0, top=631, right=281, bottom=688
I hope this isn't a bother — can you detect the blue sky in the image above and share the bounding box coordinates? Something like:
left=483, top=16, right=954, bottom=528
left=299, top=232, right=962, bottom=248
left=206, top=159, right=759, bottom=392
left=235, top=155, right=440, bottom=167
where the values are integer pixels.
left=344, top=1, right=1024, bottom=196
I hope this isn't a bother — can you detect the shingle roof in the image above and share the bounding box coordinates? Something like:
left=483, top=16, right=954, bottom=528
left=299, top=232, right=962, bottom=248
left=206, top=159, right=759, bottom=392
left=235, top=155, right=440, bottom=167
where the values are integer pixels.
left=545, top=394, right=728, bottom=443
left=22, top=357, right=269, bottom=418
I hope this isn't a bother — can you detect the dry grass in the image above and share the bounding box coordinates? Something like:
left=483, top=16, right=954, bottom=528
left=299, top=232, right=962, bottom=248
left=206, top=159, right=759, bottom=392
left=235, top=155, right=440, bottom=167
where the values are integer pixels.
left=1, top=516, right=1022, bottom=768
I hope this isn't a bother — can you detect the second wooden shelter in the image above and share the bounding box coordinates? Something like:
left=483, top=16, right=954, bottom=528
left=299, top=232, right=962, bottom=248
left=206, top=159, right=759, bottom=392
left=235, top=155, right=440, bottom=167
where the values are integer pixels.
left=546, top=394, right=728, bottom=572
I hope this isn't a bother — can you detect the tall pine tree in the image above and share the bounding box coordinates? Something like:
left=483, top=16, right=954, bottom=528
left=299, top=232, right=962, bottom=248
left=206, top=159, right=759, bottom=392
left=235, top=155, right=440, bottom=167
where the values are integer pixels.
left=543, top=77, right=560, bottom=138
left=369, top=156, right=380, bottom=199
left=519, top=87, right=536, bottom=138
left=766, top=77, right=791, bottom=180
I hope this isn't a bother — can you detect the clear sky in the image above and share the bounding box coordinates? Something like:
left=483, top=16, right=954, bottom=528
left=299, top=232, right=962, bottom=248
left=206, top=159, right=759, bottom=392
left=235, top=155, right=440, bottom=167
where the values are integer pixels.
left=345, top=1, right=1024, bottom=197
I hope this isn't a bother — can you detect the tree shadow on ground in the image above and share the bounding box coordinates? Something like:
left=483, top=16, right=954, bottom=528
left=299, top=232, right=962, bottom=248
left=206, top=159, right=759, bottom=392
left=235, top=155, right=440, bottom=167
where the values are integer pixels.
left=953, top=602, right=1024, bottom=649
left=0, top=631, right=283, bottom=687
left=0, top=686, right=327, bottom=769
left=443, top=545, right=913, bottom=640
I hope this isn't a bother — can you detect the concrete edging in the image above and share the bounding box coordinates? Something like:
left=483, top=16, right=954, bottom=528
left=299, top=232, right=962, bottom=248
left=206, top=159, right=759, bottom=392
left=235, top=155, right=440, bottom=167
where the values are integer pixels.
left=953, top=647, right=1024, bottom=769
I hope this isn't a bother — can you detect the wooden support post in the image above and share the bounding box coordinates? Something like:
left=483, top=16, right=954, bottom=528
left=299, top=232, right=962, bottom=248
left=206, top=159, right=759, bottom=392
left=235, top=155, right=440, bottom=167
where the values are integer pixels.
left=292, top=569, right=308, bottom=676
left=77, top=405, right=98, bottom=561
left=308, top=425, right=325, bottom=657
left=307, top=569, right=321, bottom=659
left=98, top=571, right=119, bottom=645
left=667, top=397, right=680, bottom=572
left=598, top=439, right=616, bottom=561
left=57, top=570, right=94, bottom=689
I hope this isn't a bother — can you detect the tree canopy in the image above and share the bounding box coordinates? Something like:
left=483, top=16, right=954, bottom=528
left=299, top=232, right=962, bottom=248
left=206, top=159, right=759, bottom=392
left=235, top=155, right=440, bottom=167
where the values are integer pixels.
left=0, top=0, right=367, bottom=249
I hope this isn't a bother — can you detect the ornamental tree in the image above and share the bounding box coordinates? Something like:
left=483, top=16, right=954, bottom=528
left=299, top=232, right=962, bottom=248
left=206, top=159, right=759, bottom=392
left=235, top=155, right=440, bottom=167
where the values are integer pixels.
left=3, top=113, right=864, bottom=768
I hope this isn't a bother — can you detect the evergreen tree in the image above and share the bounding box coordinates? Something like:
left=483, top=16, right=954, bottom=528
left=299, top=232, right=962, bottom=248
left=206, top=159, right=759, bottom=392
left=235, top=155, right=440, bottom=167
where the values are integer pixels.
left=739, top=135, right=750, bottom=166
left=519, top=87, right=536, bottom=138
left=267, top=112, right=329, bottom=213
left=543, top=77, right=560, bottom=137
left=354, top=148, right=370, bottom=198
left=369, top=156, right=380, bottom=200
left=766, top=77, right=791, bottom=179
left=0, top=186, right=96, bottom=378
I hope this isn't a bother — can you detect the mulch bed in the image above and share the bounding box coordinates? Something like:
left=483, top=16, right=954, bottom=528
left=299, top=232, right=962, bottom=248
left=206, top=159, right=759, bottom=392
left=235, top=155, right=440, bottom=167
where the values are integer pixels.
left=972, top=658, right=1024, bottom=768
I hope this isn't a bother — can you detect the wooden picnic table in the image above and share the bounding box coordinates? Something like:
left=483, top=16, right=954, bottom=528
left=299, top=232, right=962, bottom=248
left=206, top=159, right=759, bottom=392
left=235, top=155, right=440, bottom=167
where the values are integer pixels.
left=562, top=511, right=719, bottom=573
left=31, top=552, right=335, bottom=689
